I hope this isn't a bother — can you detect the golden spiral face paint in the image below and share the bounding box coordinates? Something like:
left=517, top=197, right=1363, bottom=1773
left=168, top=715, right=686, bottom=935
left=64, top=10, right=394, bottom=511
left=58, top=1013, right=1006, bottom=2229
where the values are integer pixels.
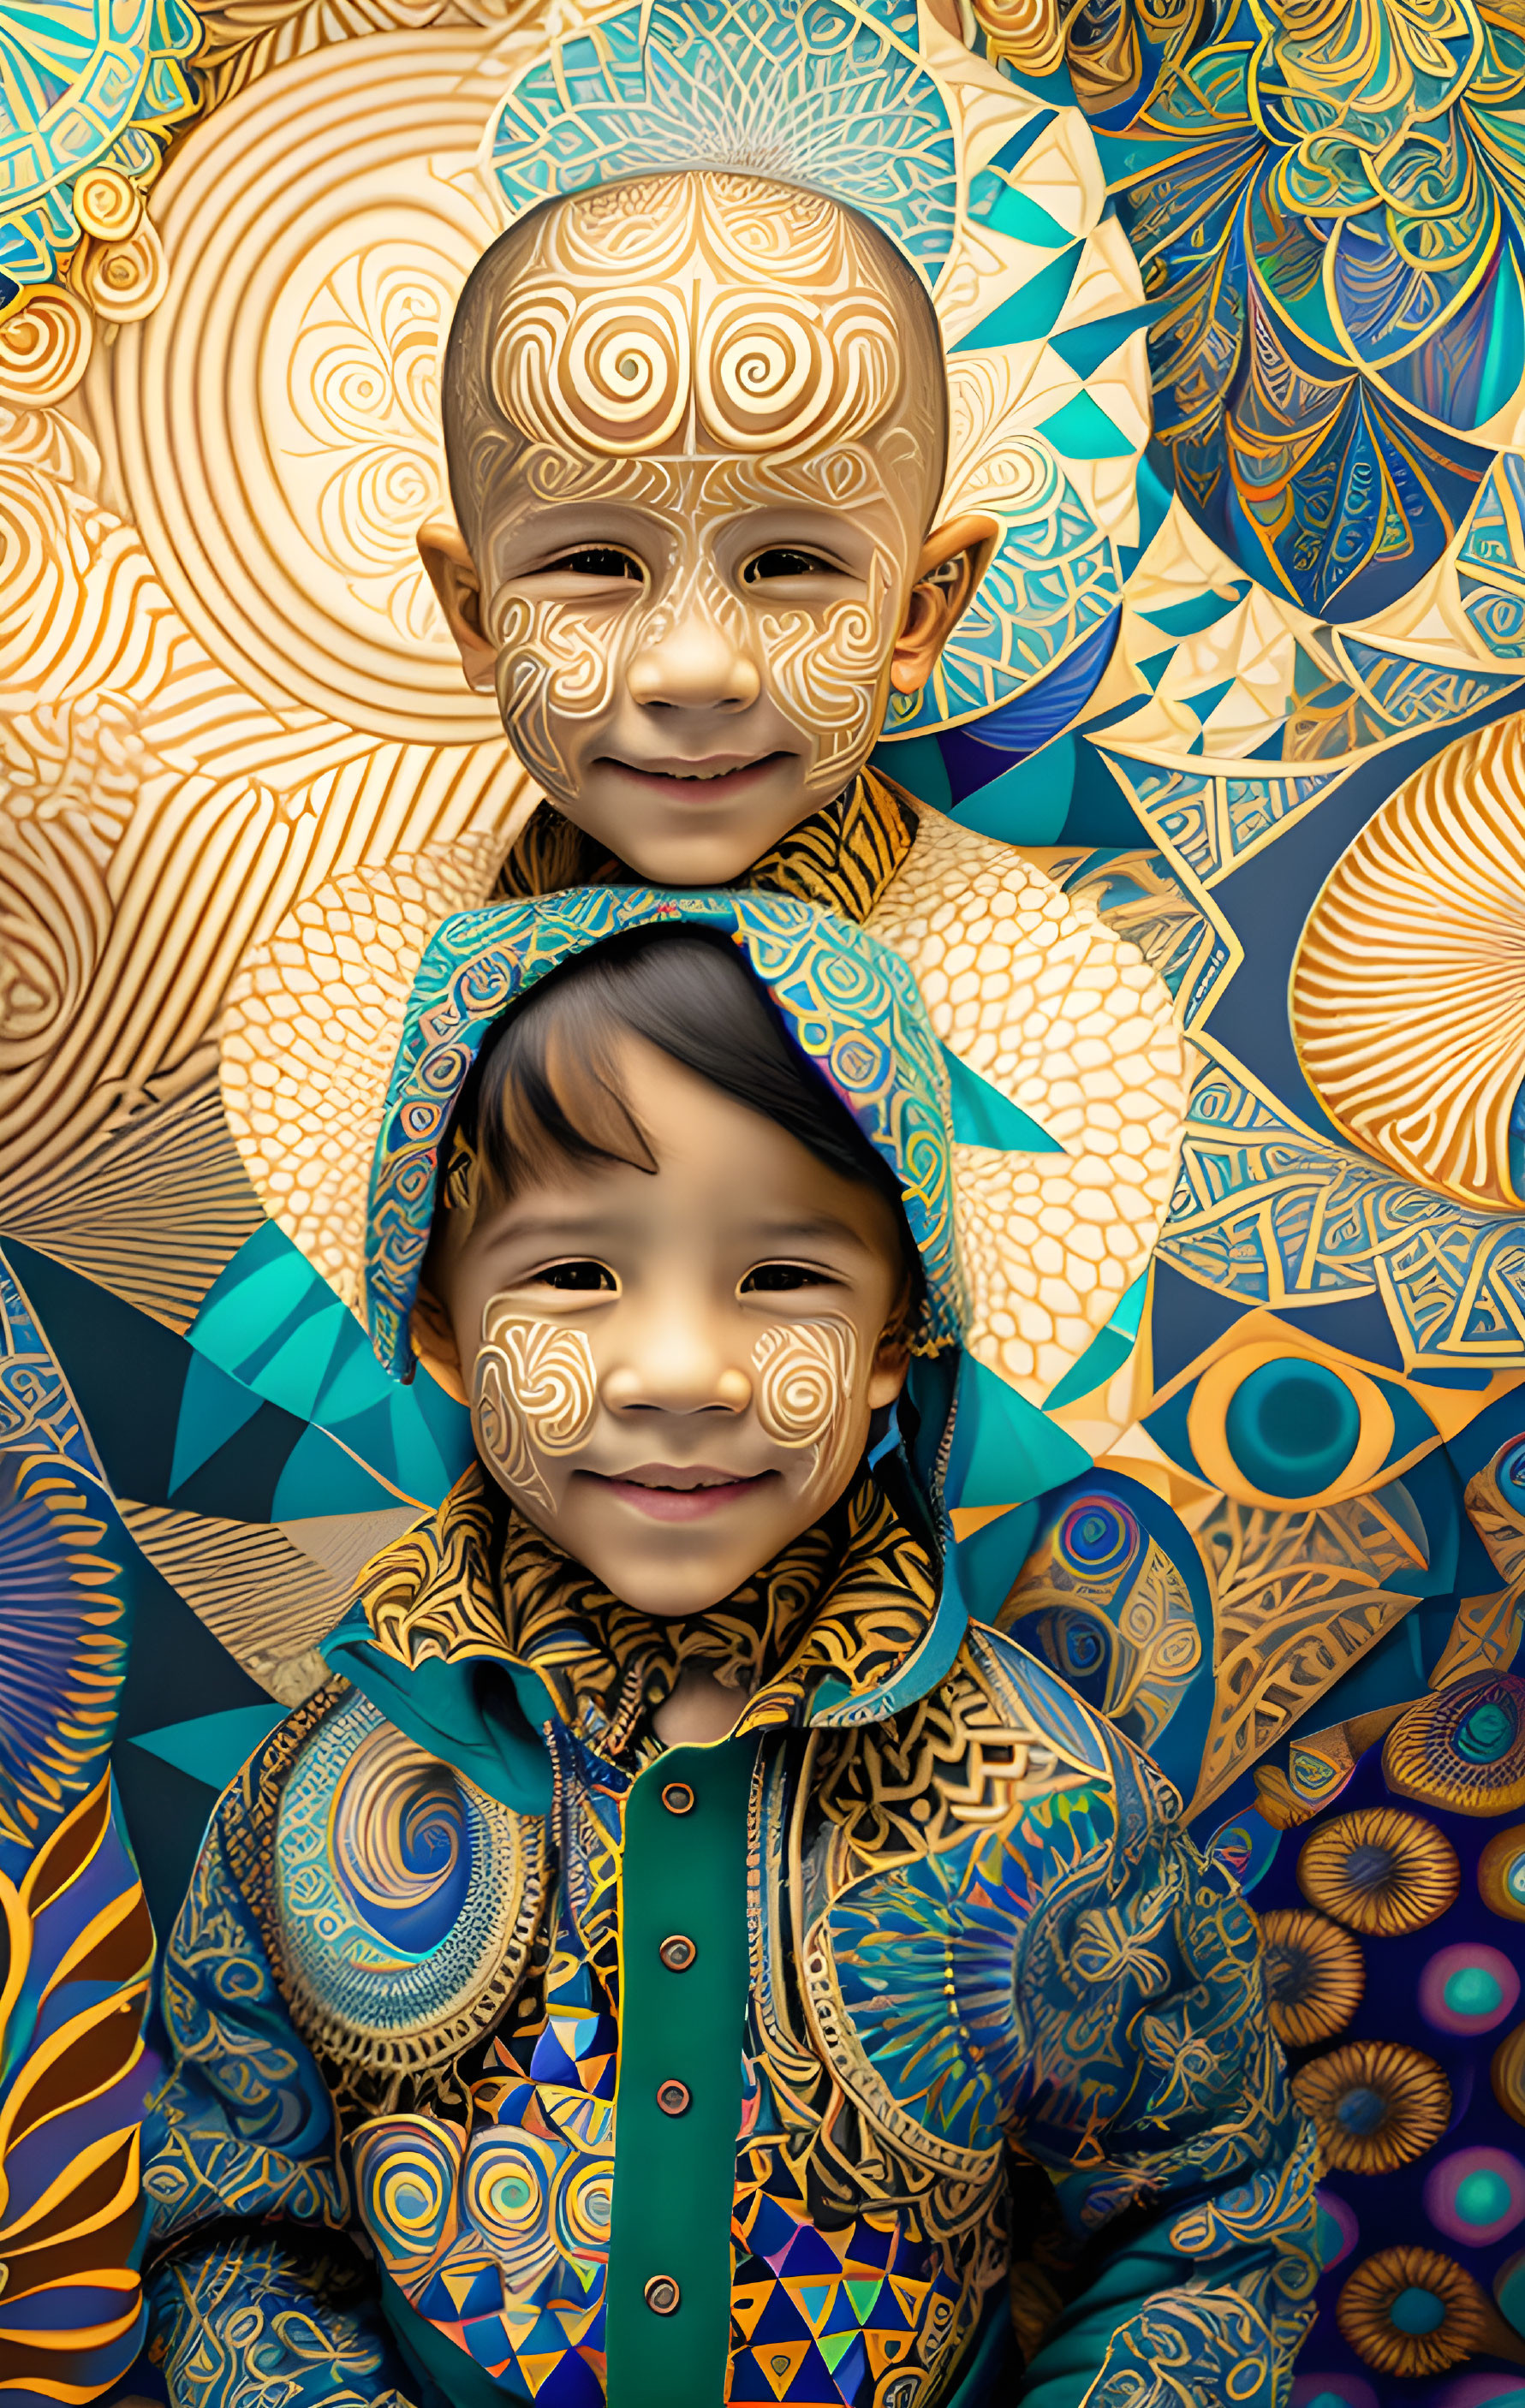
left=441, top=169, right=948, bottom=885
left=474, top=1307, right=599, bottom=1516
left=752, top=1319, right=860, bottom=1501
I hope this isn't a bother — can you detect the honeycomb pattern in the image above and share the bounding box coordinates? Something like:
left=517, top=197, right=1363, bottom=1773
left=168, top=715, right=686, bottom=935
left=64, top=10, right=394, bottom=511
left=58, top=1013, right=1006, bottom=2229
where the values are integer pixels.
left=219, top=839, right=503, bottom=1307
left=867, top=808, right=1188, bottom=1402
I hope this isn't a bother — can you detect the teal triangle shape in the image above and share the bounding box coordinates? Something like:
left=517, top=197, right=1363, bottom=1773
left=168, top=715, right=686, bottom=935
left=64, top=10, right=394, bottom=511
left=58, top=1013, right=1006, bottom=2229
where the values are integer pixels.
left=1035, top=388, right=1136, bottom=461
left=191, top=1245, right=317, bottom=1376
left=950, top=1354, right=1092, bottom=1510
left=952, top=737, right=1074, bottom=846
left=131, top=1703, right=285, bottom=1789
left=950, top=243, right=1081, bottom=352
left=170, top=1351, right=265, bottom=1494
left=941, top=1042, right=1064, bottom=1152
left=252, top=1297, right=352, bottom=1420
left=1184, top=675, right=1236, bottom=725
left=1048, top=301, right=1155, bottom=380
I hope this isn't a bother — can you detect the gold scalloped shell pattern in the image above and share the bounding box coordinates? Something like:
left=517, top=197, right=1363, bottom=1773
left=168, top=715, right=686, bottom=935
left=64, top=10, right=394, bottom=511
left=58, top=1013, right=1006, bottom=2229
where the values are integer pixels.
left=1257, top=1908, right=1365, bottom=2049
left=1292, top=2039, right=1450, bottom=2173
left=1291, top=716, right=1525, bottom=1211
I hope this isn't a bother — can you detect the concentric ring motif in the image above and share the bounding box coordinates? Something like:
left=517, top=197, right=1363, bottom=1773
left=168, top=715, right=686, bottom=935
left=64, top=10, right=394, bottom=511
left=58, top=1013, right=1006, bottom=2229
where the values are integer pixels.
left=275, top=1690, right=544, bottom=2068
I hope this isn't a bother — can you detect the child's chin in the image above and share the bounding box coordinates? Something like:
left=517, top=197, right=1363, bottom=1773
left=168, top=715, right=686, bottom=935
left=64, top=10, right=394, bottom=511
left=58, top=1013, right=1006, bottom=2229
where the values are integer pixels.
left=575, top=1522, right=787, bottom=1621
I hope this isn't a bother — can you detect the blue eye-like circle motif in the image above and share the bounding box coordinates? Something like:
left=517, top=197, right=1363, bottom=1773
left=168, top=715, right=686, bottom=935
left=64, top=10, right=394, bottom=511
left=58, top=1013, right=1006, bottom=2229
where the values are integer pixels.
left=1057, top=1496, right=1140, bottom=1583
left=1223, top=1358, right=1361, bottom=1500
left=276, top=1692, right=545, bottom=2071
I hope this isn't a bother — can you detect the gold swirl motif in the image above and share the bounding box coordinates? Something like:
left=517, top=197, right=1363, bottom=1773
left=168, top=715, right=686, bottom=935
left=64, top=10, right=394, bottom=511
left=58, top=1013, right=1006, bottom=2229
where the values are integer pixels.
left=1297, top=1805, right=1460, bottom=1935
left=475, top=1313, right=599, bottom=1513
left=351, top=2117, right=464, bottom=2274
left=700, top=288, right=898, bottom=455
left=110, top=31, right=510, bottom=741
left=463, top=2129, right=564, bottom=2294
left=754, top=1319, right=857, bottom=1488
left=0, top=288, right=92, bottom=406
left=1292, top=2039, right=1451, bottom=2174
left=1256, top=1908, right=1364, bottom=2048
left=1291, top=715, right=1525, bottom=1210
left=971, top=0, right=1066, bottom=76
left=1336, top=2247, right=1488, bottom=2375
left=482, top=175, right=906, bottom=467
left=74, top=221, right=170, bottom=324
left=332, top=1724, right=465, bottom=1923
left=73, top=169, right=144, bottom=244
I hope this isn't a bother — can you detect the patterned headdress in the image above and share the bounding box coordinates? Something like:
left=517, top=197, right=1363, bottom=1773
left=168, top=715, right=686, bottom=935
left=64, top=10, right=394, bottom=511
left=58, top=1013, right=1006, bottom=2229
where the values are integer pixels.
left=360, top=885, right=967, bottom=1382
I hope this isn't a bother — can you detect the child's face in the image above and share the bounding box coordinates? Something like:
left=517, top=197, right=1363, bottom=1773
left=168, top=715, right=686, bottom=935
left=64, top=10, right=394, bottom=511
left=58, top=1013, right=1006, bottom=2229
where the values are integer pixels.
left=416, top=1038, right=910, bottom=1618
left=422, top=175, right=996, bottom=884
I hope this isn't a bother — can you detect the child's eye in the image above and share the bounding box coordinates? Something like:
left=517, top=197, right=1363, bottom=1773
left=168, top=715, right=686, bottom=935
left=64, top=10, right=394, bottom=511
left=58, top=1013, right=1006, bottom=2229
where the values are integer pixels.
left=542, top=548, right=642, bottom=581
left=533, top=1260, right=617, bottom=1291
left=742, top=548, right=837, bottom=583
left=741, top=1262, right=829, bottom=1293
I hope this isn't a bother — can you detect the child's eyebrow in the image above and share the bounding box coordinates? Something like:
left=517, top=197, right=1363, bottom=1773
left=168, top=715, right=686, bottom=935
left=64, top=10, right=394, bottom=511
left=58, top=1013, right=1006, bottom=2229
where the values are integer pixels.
left=746, top=1214, right=876, bottom=1252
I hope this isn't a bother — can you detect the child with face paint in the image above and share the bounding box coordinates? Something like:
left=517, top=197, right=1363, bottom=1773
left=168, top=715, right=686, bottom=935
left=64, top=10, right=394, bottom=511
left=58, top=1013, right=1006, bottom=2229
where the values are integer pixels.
left=420, top=169, right=991, bottom=895
left=137, top=889, right=1316, bottom=2408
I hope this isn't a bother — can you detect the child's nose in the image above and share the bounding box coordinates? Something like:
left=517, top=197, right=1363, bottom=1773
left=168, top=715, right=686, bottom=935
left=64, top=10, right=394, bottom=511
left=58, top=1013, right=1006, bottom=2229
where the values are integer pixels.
left=626, top=610, right=761, bottom=711
left=601, top=1319, right=753, bottom=1415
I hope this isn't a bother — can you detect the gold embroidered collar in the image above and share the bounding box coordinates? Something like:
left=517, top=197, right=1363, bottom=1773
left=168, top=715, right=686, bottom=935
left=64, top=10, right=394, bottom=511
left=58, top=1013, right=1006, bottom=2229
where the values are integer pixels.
left=492, top=770, right=919, bottom=927
left=353, top=1459, right=936, bottom=1756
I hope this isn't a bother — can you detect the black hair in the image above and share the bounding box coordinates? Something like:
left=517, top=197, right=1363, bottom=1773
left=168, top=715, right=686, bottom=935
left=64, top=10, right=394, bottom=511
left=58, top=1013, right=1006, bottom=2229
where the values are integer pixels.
left=447, top=926, right=918, bottom=1284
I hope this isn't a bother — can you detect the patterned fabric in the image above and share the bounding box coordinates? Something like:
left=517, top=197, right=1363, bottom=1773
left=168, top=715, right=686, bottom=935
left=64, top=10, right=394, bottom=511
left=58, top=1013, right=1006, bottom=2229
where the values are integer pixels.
left=494, top=771, right=919, bottom=930
left=352, top=1461, right=937, bottom=1758
left=140, top=1525, right=1319, bottom=2406
left=362, top=887, right=966, bottom=1383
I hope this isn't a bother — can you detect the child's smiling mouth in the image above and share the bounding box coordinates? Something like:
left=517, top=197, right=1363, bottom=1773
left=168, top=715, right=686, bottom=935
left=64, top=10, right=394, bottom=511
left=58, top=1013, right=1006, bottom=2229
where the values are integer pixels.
left=586, top=1463, right=776, bottom=1521
left=599, top=753, right=790, bottom=801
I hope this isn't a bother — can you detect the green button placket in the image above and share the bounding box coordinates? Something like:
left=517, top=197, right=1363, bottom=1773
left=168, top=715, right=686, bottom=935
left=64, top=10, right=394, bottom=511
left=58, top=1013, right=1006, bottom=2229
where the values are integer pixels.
left=605, top=1736, right=757, bottom=2408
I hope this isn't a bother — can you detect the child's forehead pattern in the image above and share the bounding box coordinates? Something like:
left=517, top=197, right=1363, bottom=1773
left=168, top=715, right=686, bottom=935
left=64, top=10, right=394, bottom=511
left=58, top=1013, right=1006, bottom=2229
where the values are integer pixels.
left=487, top=170, right=920, bottom=465
left=509, top=436, right=909, bottom=520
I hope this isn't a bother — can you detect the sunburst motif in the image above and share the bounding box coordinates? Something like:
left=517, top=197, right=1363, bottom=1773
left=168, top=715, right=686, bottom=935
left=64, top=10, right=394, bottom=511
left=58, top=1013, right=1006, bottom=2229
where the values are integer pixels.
left=1297, top=1807, right=1460, bottom=1936
left=1293, top=2040, right=1451, bottom=2175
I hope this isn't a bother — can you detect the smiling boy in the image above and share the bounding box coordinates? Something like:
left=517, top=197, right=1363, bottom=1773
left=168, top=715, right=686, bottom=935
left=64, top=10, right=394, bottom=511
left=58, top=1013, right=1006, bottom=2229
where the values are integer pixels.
left=137, top=890, right=1315, bottom=2408
left=420, top=170, right=993, bottom=890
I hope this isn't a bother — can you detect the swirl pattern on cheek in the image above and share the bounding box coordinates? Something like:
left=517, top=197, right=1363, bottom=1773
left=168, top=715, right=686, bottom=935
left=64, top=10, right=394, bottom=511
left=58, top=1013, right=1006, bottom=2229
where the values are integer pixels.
left=754, top=1318, right=859, bottom=1490
left=474, top=1313, right=599, bottom=1513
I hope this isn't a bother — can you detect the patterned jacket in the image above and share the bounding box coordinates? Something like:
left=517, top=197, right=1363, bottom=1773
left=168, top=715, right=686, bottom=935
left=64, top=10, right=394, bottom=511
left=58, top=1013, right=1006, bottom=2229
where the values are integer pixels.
left=140, top=1463, right=1318, bottom=2408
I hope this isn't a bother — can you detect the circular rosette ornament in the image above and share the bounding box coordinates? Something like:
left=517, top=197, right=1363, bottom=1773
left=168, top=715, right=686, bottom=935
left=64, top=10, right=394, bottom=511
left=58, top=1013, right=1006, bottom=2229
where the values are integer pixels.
left=274, top=1691, right=545, bottom=2071
left=479, top=0, right=1149, bottom=745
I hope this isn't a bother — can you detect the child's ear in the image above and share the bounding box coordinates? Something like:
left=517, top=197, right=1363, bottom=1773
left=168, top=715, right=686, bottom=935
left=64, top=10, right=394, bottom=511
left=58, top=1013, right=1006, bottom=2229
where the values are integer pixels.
left=409, top=1281, right=471, bottom=1406
left=890, top=512, right=1001, bottom=694
left=867, top=1313, right=913, bottom=1409
left=417, top=519, right=497, bottom=692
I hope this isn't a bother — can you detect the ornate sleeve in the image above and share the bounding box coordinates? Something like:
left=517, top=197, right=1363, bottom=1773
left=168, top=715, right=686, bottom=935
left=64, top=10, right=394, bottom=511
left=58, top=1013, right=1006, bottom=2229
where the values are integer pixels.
left=138, top=1763, right=409, bottom=2404
left=1004, top=1740, right=1321, bottom=2407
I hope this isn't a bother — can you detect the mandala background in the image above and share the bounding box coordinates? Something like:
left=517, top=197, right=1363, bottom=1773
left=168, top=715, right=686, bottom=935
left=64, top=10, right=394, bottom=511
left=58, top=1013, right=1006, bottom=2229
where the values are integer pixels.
left=7, top=0, right=1525, bottom=2399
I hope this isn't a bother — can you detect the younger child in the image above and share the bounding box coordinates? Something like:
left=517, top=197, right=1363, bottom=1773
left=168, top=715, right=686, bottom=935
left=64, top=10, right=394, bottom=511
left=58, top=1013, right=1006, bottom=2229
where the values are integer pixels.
left=139, top=889, right=1314, bottom=2408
